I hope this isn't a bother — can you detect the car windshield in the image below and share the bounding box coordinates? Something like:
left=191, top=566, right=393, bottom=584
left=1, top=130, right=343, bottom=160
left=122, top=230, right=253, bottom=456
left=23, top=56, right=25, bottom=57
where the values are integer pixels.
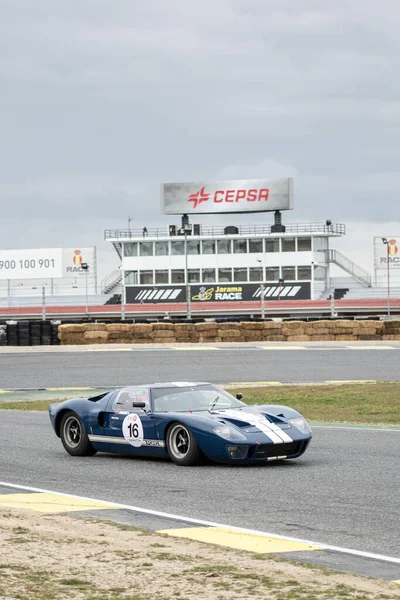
left=151, top=384, right=246, bottom=413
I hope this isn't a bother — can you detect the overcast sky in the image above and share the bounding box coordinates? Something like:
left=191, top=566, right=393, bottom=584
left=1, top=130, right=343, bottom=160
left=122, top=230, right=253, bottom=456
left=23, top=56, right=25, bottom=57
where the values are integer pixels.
left=1, top=0, right=399, bottom=277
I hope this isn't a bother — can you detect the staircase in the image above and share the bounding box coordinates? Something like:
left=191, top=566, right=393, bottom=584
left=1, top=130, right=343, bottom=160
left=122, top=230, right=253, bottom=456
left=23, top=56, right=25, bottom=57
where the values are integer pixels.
left=101, top=269, right=122, bottom=294
left=112, top=242, right=123, bottom=259
left=325, top=250, right=372, bottom=287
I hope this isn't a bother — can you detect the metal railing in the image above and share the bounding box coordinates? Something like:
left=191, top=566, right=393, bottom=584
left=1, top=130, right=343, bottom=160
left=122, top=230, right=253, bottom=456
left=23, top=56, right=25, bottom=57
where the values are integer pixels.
left=104, top=222, right=346, bottom=240
left=101, top=269, right=122, bottom=294
left=326, top=249, right=372, bottom=287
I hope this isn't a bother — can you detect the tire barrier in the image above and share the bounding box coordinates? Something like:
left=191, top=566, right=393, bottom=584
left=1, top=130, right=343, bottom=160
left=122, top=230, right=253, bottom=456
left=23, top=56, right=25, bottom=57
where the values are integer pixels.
left=56, top=319, right=400, bottom=345
left=1, top=320, right=61, bottom=346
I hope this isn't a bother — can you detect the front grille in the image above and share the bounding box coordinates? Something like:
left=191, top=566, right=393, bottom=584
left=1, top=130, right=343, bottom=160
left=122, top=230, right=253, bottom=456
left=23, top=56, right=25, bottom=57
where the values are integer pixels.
left=255, top=441, right=301, bottom=459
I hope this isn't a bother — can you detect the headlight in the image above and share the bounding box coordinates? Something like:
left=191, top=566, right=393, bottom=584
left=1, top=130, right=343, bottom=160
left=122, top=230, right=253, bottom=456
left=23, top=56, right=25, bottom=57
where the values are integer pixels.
left=213, top=425, right=247, bottom=441
left=288, top=417, right=311, bottom=434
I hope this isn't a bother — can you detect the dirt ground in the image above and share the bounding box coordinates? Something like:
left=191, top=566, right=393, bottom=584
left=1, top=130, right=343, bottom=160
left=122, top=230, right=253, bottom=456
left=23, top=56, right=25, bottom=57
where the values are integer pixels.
left=0, top=509, right=399, bottom=600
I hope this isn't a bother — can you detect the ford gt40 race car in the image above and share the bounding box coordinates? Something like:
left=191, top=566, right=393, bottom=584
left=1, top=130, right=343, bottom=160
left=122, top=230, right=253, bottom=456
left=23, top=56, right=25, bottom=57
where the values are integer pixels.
left=49, top=382, right=312, bottom=466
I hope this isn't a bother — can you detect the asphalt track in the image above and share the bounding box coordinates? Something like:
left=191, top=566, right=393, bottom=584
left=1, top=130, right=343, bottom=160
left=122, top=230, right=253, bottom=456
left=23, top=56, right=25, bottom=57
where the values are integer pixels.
left=1, top=411, right=399, bottom=564
left=1, top=346, right=400, bottom=388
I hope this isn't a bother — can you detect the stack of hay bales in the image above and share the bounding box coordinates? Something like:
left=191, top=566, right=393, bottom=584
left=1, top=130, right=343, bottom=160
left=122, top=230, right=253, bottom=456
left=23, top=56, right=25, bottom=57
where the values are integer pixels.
left=281, top=321, right=308, bottom=342
left=106, top=323, right=132, bottom=344
left=130, top=324, right=153, bottom=343
left=381, top=320, right=400, bottom=340
left=152, top=322, right=176, bottom=343
left=241, top=322, right=265, bottom=342
left=174, top=323, right=199, bottom=343
left=262, top=321, right=285, bottom=341
left=58, top=324, right=87, bottom=345
left=330, top=320, right=358, bottom=341
left=83, top=323, right=109, bottom=344
left=353, top=320, right=384, bottom=340
left=217, top=322, right=242, bottom=342
left=306, top=320, right=335, bottom=341
left=195, top=322, right=220, bottom=343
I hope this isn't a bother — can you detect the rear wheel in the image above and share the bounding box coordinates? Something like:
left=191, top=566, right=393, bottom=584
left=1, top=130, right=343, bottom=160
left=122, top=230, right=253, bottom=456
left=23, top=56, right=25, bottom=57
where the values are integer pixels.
left=60, top=411, right=97, bottom=456
left=166, top=423, right=202, bottom=466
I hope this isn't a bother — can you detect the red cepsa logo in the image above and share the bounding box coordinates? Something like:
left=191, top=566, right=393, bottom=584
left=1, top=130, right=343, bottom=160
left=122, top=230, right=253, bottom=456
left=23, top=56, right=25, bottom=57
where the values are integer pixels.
left=188, top=186, right=269, bottom=209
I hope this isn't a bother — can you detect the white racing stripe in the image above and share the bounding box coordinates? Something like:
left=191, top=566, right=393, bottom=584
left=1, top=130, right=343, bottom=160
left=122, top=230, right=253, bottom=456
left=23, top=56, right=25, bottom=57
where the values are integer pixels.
left=88, top=435, right=165, bottom=447
left=215, top=410, right=293, bottom=444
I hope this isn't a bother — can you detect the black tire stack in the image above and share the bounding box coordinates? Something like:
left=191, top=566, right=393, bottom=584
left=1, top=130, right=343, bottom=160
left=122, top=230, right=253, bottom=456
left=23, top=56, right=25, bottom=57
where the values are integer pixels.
left=41, top=320, right=52, bottom=346
left=6, top=322, right=18, bottom=346
left=51, top=321, right=60, bottom=345
left=30, top=321, right=42, bottom=345
left=0, top=324, right=7, bottom=346
left=17, top=321, right=30, bottom=346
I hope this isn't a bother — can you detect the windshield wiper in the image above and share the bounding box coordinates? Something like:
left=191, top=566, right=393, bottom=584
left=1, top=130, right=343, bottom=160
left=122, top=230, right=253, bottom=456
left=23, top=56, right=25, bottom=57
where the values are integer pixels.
left=209, top=395, right=220, bottom=412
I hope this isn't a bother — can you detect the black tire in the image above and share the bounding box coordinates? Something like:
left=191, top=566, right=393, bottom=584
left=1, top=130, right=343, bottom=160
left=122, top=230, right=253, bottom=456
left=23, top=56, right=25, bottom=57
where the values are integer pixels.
left=166, top=423, right=202, bottom=466
left=60, top=411, right=97, bottom=457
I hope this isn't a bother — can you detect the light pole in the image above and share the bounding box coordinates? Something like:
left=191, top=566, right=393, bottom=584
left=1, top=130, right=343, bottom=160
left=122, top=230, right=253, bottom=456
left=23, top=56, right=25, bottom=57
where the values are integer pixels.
left=257, top=259, right=265, bottom=319
left=184, top=226, right=192, bottom=319
left=81, top=262, right=89, bottom=318
left=382, top=238, right=391, bottom=317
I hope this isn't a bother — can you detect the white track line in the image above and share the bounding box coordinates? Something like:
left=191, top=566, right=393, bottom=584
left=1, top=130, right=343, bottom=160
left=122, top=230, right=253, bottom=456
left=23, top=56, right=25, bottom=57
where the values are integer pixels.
left=1, top=481, right=399, bottom=566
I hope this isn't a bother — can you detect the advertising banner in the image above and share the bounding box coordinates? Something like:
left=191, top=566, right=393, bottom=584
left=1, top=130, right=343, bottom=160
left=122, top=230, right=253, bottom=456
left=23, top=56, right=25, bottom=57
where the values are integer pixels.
left=126, top=282, right=310, bottom=304
left=0, top=248, right=63, bottom=280
left=62, top=247, right=96, bottom=278
left=374, top=237, right=400, bottom=270
left=162, top=178, right=293, bottom=214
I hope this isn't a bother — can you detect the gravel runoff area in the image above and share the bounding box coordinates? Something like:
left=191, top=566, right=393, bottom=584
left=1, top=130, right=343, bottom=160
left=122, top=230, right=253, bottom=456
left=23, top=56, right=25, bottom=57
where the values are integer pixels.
left=1, top=508, right=399, bottom=600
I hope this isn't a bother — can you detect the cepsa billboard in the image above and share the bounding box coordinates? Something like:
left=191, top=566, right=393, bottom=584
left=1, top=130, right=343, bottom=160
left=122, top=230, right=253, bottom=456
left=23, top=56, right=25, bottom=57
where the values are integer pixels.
left=162, top=178, right=293, bottom=214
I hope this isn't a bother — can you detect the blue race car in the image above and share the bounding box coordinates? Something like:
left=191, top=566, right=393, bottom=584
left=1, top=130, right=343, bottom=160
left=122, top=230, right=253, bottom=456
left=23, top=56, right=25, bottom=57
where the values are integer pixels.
left=49, top=382, right=312, bottom=466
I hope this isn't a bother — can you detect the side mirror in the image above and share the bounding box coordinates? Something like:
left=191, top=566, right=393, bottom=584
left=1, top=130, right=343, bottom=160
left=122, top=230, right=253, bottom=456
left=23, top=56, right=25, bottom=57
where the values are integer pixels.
left=132, top=401, right=146, bottom=409
left=236, top=393, right=243, bottom=400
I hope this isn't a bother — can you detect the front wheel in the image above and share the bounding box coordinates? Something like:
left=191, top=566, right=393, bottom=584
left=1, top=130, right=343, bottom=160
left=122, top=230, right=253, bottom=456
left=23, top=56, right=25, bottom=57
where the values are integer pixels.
left=166, top=423, right=202, bottom=466
left=60, top=411, right=97, bottom=457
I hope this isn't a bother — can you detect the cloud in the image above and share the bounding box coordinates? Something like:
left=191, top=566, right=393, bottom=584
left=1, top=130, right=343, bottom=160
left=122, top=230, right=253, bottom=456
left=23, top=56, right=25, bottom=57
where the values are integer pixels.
left=0, top=0, right=399, bottom=279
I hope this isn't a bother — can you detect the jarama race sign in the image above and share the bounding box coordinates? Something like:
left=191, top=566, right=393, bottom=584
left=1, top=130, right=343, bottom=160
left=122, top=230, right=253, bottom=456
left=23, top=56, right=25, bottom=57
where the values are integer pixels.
left=162, top=178, right=293, bottom=214
left=126, top=283, right=310, bottom=303
left=374, top=237, right=400, bottom=269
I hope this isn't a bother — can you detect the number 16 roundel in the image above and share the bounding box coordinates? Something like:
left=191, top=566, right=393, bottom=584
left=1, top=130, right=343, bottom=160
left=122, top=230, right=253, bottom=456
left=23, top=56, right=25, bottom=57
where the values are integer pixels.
left=122, top=413, right=144, bottom=447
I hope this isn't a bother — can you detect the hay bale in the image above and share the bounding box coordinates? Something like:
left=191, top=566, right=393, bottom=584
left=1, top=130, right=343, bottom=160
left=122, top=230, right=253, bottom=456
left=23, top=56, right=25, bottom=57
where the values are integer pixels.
left=358, top=334, right=381, bottom=341
left=217, top=322, right=242, bottom=330
left=332, top=328, right=357, bottom=336
left=106, top=324, right=131, bottom=332
left=281, top=321, right=305, bottom=330
left=335, top=334, right=358, bottom=341
left=243, top=332, right=264, bottom=341
left=84, top=323, right=107, bottom=332
left=262, top=322, right=282, bottom=330
left=332, top=321, right=355, bottom=329
left=199, top=336, right=221, bottom=343
left=58, top=324, right=86, bottom=334
left=195, top=322, right=218, bottom=332
left=153, top=337, right=177, bottom=343
left=152, top=330, right=175, bottom=338
left=84, top=330, right=109, bottom=340
left=218, top=329, right=241, bottom=338
left=108, top=331, right=132, bottom=341
left=264, top=335, right=287, bottom=341
left=282, top=327, right=305, bottom=337
left=59, top=331, right=85, bottom=342
left=109, top=336, right=132, bottom=344
left=221, top=336, right=242, bottom=343
left=174, top=323, right=196, bottom=332
left=241, top=322, right=264, bottom=330
left=309, top=335, right=335, bottom=341
left=152, top=322, right=174, bottom=331
left=200, top=329, right=221, bottom=338
left=382, top=334, right=400, bottom=340
left=175, top=331, right=199, bottom=340
left=309, top=320, right=335, bottom=330
left=175, top=338, right=199, bottom=343
left=355, top=328, right=377, bottom=337
left=307, top=328, right=330, bottom=336
left=128, top=324, right=153, bottom=334
left=60, top=338, right=86, bottom=345
left=287, top=335, right=311, bottom=342
left=356, top=320, right=382, bottom=330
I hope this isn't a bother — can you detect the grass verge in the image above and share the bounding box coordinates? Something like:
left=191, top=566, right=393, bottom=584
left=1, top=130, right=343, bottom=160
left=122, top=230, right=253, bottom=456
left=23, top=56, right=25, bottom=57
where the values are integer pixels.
left=0, top=382, right=399, bottom=425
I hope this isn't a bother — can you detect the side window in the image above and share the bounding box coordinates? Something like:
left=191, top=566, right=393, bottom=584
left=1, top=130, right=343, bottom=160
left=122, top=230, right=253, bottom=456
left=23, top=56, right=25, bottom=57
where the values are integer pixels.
left=112, top=388, right=150, bottom=411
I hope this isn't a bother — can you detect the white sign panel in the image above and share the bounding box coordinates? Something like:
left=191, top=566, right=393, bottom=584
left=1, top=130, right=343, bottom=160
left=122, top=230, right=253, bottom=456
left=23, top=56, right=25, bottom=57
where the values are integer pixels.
left=0, top=248, right=63, bottom=280
left=62, top=247, right=95, bottom=278
left=162, top=178, right=293, bottom=214
left=374, top=237, right=400, bottom=270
